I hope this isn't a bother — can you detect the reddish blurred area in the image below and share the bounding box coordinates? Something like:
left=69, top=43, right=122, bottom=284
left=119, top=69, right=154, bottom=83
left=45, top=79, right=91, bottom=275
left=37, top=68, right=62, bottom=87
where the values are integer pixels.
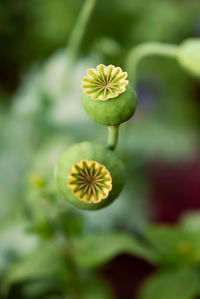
left=101, top=255, right=156, bottom=299
left=150, top=153, right=200, bottom=224
left=101, top=151, right=200, bottom=299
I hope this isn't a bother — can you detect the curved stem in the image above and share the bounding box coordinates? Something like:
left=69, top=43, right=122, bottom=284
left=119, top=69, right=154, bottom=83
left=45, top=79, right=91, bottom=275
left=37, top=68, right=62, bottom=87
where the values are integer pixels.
left=67, top=0, right=97, bottom=65
left=125, top=42, right=178, bottom=82
left=107, top=125, right=119, bottom=151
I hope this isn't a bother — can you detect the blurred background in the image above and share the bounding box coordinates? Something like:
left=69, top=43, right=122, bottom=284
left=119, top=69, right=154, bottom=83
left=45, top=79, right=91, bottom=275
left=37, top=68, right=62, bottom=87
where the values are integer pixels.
left=0, top=0, right=200, bottom=298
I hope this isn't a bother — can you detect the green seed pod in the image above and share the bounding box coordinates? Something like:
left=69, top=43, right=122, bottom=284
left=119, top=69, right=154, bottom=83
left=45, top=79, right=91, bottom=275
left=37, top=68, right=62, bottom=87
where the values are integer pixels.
left=56, top=142, right=125, bottom=210
left=177, top=39, right=200, bottom=78
left=81, top=64, right=137, bottom=126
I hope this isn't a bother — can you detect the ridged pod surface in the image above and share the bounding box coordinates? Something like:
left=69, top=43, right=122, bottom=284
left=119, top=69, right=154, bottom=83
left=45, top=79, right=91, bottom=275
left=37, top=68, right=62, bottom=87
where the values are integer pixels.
left=56, top=142, right=125, bottom=210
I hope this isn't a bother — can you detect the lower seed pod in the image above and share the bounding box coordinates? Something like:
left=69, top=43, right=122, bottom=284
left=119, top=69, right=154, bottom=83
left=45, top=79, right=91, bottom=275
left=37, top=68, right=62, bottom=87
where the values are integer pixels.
left=81, top=64, right=138, bottom=126
left=56, top=142, right=125, bottom=210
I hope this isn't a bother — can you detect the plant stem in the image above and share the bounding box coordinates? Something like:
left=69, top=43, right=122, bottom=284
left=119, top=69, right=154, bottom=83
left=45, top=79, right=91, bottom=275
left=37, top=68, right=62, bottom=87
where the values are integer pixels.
left=61, top=0, right=97, bottom=92
left=67, top=0, right=97, bottom=65
left=54, top=227, right=80, bottom=299
left=107, top=125, right=119, bottom=151
left=125, top=42, right=178, bottom=82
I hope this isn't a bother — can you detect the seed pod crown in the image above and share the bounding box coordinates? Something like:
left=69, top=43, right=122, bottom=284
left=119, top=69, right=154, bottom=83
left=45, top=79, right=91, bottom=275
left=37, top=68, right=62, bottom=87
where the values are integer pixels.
left=81, top=64, right=129, bottom=101
left=56, top=142, right=125, bottom=210
left=81, top=64, right=138, bottom=126
left=68, top=159, right=112, bottom=203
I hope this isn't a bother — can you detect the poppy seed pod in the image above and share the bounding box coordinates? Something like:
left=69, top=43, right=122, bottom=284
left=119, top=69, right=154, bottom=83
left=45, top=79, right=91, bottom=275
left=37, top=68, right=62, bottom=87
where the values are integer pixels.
left=177, top=38, right=200, bottom=78
left=81, top=64, right=137, bottom=126
left=56, top=142, right=125, bottom=210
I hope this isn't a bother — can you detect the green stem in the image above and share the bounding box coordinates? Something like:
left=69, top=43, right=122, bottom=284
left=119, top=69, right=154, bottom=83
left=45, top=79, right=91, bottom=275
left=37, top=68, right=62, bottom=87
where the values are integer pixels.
left=67, top=0, right=97, bottom=65
left=61, top=0, right=97, bottom=92
left=54, top=222, right=80, bottom=299
left=125, top=42, right=178, bottom=82
left=107, top=125, right=119, bottom=151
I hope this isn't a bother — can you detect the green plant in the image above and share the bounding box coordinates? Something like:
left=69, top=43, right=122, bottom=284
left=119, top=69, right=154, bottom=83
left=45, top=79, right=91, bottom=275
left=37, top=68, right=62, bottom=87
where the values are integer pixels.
left=55, top=28, right=200, bottom=299
left=1, top=0, right=200, bottom=298
left=81, top=64, right=137, bottom=126
left=126, top=38, right=200, bottom=82
left=56, top=62, right=136, bottom=210
left=56, top=142, right=125, bottom=210
left=56, top=35, right=200, bottom=211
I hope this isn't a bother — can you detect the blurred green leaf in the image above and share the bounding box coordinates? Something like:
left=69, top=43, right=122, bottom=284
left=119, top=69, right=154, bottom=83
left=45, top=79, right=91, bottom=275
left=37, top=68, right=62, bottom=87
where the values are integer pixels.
left=21, top=277, right=58, bottom=298
left=80, top=274, right=114, bottom=299
left=74, top=232, right=158, bottom=268
left=0, top=224, right=37, bottom=276
left=180, top=212, right=200, bottom=234
left=1, top=243, right=63, bottom=295
left=57, top=210, right=84, bottom=238
left=138, top=268, right=200, bottom=299
left=143, top=225, right=200, bottom=267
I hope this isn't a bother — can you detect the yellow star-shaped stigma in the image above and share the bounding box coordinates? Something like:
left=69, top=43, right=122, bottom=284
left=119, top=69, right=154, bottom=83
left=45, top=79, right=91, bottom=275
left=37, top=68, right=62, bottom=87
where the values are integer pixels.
left=81, top=64, right=129, bottom=101
left=68, top=160, right=112, bottom=203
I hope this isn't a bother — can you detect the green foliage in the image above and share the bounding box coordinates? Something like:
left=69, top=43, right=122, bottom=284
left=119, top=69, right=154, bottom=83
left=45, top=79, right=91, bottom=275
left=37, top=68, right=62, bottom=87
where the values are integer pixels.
left=143, top=226, right=200, bottom=267
left=180, top=212, right=200, bottom=234
left=79, top=275, right=114, bottom=299
left=74, top=232, right=158, bottom=268
left=138, top=268, right=200, bottom=299
left=1, top=0, right=200, bottom=298
left=1, top=243, right=64, bottom=294
left=137, top=213, right=200, bottom=298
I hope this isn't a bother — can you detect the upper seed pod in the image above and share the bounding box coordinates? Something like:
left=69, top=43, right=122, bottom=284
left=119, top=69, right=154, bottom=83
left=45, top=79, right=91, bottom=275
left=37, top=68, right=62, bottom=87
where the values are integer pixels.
left=177, top=39, right=200, bottom=78
left=56, top=142, right=125, bottom=210
left=81, top=64, right=137, bottom=126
